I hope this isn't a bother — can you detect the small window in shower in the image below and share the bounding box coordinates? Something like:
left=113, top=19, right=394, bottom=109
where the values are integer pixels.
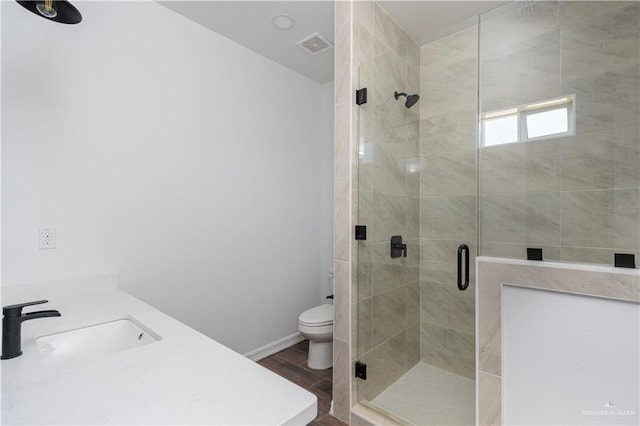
left=483, top=113, right=518, bottom=146
left=481, top=95, right=575, bottom=147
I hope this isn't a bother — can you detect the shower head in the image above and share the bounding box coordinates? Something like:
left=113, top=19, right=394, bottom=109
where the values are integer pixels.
left=405, top=94, right=420, bottom=109
left=394, top=91, right=420, bottom=109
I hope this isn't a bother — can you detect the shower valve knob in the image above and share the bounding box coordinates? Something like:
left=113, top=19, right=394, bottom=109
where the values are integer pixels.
left=390, top=235, right=407, bottom=258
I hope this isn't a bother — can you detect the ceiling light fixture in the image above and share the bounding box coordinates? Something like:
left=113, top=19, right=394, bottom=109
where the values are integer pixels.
left=271, top=14, right=295, bottom=31
left=16, top=0, right=82, bottom=24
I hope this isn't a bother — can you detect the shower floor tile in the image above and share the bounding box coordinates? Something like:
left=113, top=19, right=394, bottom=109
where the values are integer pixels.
left=370, top=361, right=475, bottom=425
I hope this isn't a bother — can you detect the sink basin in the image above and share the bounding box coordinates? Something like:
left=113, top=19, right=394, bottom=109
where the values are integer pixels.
left=36, top=317, right=161, bottom=365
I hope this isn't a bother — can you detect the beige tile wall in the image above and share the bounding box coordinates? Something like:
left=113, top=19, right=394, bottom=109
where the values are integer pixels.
left=479, top=1, right=640, bottom=264
left=332, top=0, right=352, bottom=421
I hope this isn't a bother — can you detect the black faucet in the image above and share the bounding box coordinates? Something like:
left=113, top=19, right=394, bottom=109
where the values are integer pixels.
left=1, top=300, right=61, bottom=360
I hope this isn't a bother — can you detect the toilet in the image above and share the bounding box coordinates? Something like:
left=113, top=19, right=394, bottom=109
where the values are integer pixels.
left=298, top=304, right=333, bottom=370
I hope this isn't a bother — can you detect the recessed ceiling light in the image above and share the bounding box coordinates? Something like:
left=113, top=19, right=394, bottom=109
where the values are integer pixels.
left=271, top=14, right=295, bottom=31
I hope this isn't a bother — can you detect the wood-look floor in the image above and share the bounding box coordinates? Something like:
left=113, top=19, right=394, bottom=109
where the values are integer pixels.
left=258, top=340, right=348, bottom=425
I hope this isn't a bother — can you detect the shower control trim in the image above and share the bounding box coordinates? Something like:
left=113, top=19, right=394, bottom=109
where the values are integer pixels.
left=390, top=235, right=407, bottom=258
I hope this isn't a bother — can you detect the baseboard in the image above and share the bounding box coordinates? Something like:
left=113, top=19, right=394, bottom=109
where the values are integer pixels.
left=244, top=332, right=305, bottom=361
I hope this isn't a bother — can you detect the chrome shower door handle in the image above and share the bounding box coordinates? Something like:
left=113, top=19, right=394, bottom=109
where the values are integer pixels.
left=457, top=244, right=469, bottom=291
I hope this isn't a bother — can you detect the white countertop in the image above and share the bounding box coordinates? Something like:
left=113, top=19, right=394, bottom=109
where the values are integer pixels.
left=1, top=275, right=317, bottom=425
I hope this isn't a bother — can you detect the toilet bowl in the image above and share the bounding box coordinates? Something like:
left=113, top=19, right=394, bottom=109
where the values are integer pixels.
left=298, top=304, right=333, bottom=370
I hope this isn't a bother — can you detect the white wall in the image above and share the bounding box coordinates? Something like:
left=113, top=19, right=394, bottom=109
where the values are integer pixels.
left=319, top=80, right=334, bottom=300
left=1, top=1, right=332, bottom=354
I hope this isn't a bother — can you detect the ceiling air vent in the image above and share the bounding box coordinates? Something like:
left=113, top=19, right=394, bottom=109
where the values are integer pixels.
left=296, top=32, right=333, bottom=56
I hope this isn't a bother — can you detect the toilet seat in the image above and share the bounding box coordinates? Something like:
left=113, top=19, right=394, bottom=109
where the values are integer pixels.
left=298, top=323, right=332, bottom=339
left=298, top=304, right=333, bottom=327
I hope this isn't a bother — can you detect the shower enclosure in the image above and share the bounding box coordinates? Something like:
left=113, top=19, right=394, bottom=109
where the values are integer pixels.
left=354, top=1, right=640, bottom=424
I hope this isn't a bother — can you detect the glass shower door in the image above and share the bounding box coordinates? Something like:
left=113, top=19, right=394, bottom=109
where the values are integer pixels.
left=355, top=24, right=478, bottom=425
left=356, top=46, right=422, bottom=417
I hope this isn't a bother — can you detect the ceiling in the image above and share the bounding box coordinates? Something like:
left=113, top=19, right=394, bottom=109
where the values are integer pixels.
left=379, top=1, right=508, bottom=44
left=159, top=1, right=509, bottom=84
left=158, top=1, right=334, bottom=83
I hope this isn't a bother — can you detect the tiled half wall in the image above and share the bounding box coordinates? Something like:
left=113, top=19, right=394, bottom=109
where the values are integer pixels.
left=477, top=257, right=640, bottom=425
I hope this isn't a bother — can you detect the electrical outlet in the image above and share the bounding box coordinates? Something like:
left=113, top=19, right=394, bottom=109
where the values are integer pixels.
left=39, top=228, right=56, bottom=250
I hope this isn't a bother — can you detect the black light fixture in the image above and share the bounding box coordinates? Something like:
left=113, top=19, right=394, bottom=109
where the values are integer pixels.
left=16, top=1, right=82, bottom=24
